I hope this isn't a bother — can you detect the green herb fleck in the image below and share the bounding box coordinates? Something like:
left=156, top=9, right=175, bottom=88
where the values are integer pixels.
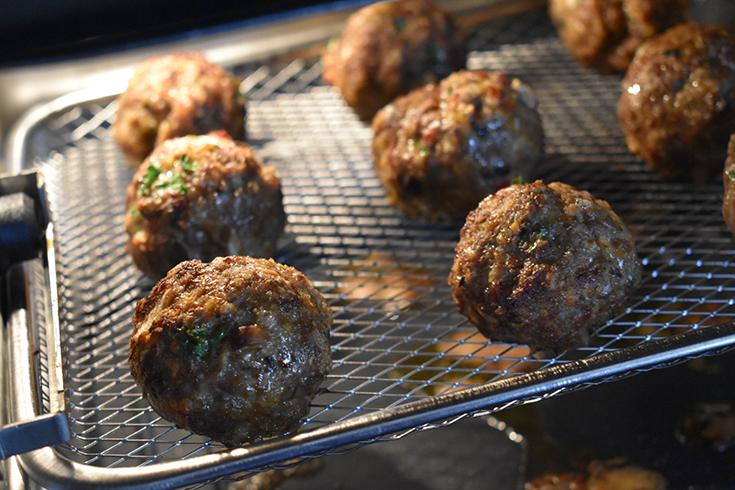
left=520, top=227, right=548, bottom=254
left=394, top=16, right=407, bottom=32
left=510, top=175, right=527, bottom=186
left=229, top=73, right=248, bottom=103
left=157, top=173, right=188, bottom=195
left=175, top=154, right=197, bottom=173
left=415, top=141, right=433, bottom=158
left=126, top=204, right=143, bottom=233
left=127, top=203, right=140, bottom=219
left=138, top=164, right=162, bottom=195
left=181, top=324, right=227, bottom=358
left=727, top=170, right=735, bottom=182
left=138, top=157, right=194, bottom=197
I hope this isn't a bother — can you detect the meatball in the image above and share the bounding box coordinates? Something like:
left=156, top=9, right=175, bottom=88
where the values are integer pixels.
left=722, top=135, right=735, bottom=235
left=124, top=131, right=285, bottom=279
left=129, top=256, right=333, bottom=446
left=618, top=22, right=735, bottom=182
left=114, top=53, right=246, bottom=166
left=527, top=460, right=666, bottom=490
left=322, top=0, right=467, bottom=120
left=549, top=0, right=690, bottom=74
left=372, top=70, right=544, bottom=220
left=448, top=181, right=642, bottom=350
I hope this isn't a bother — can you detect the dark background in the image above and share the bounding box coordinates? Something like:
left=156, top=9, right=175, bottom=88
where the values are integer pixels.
left=0, top=0, right=349, bottom=66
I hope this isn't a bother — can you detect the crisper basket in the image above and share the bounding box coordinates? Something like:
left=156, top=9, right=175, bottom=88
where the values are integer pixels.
left=6, top=6, right=735, bottom=490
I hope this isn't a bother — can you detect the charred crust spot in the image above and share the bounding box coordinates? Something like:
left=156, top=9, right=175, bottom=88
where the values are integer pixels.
left=671, top=78, right=685, bottom=93
left=402, top=176, right=423, bottom=197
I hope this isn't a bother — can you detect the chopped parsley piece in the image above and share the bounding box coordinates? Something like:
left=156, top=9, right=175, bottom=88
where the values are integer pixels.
left=175, top=154, right=197, bottom=173
left=137, top=155, right=197, bottom=197
left=520, top=227, right=549, bottom=254
left=138, top=164, right=162, bottom=195
left=415, top=141, right=433, bottom=158
left=181, top=323, right=227, bottom=358
left=158, top=173, right=188, bottom=195
left=727, top=170, right=735, bottom=182
left=510, top=175, right=528, bottom=186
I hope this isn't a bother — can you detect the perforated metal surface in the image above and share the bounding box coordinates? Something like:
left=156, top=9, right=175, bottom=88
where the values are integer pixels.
left=20, top=8, right=735, bottom=483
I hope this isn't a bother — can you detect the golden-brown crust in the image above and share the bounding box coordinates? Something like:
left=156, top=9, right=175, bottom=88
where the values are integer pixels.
left=723, top=135, right=735, bottom=235
left=322, top=0, right=467, bottom=120
left=618, top=22, right=735, bottom=181
left=129, top=256, right=332, bottom=446
left=372, top=70, right=544, bottom=220
left=448, top=181, right=641, bottom=350
left=526, top=460, right=667, bottom=490
left=124, top=131, right=285, bottom=279
left=113, top=53, right=246, bottom=166
left=549, top=0, right=690, bottom=74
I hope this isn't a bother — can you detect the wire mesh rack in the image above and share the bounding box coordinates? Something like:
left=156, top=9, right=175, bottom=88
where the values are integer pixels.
left=8, top=7, right=735, bottom=490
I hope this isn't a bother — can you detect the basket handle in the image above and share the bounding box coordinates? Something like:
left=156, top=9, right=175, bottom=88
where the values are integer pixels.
left=0, top=414, right=70, bottom=460
left=1, top=171, right=71, bottom=459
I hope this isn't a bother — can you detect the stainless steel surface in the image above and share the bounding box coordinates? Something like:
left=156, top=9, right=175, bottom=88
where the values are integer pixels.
left=3, top=257, right=69, bottom=460
left=6, top=6, right=735, bottom=490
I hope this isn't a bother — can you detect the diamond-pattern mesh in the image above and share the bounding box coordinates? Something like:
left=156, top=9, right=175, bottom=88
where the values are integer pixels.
left=21, top=7, right=735, bottom=479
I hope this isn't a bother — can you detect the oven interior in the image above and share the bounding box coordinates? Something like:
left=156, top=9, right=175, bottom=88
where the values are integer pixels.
left=3, top=5, right=735, bottom=489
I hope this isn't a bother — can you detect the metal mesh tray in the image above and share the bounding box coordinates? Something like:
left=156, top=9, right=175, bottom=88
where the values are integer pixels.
left=8, top=8, right=735, bottom=490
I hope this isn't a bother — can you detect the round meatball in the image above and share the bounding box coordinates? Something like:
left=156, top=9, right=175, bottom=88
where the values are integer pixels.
left=129, top=256, right=333, bottom=446
left=322, top=0, right=467, bottom=120
left=114, top=53, right=246, bottom=166
left=124, top=131, right=285, bottom=279
left=618, top=22, right=735, bottom=182
left=722, top=135, right=735, bottom=235
left=549, top=0, right=690, bottom=74
left=527, top=460, right=667, bottom=490
left=448, top=181, right=642, bottom=350
left=373, top=70, right=544, bottom=220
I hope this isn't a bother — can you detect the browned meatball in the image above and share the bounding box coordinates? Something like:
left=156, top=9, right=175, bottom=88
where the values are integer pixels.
left=114, top=53, right=246, bottom=166
left=373, top=70, right=544, bottom=220
left=124, top=131, right=285, bottom=279
left=722, top=135, right=735, bottom=235
left=129, top=256, right=333, bottom=446
left=322, top=0, right=467, bottom=120
left=618, top=22, right=735, bottom=181
left=527, top=460, right=667, bottom=490
left=549, top=0, right=690, bottom=74
left=448, top=181, right=642, bottom=351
